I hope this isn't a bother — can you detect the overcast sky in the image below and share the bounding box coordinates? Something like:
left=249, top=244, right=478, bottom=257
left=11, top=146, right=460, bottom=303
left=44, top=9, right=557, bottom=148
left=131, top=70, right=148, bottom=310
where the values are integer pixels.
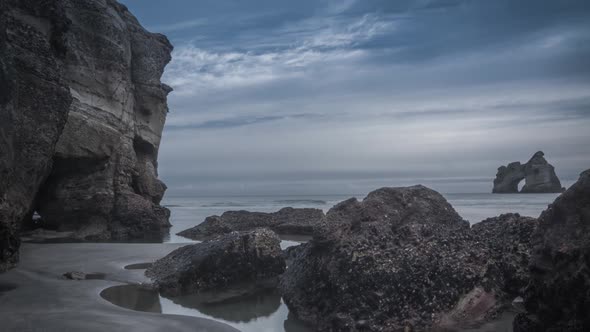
left=121, top=0, right=590, bottom=195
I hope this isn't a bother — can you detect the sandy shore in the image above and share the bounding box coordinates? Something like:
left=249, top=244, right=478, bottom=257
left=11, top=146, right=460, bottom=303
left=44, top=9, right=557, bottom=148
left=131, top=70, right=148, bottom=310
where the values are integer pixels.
left=0, top=242, right=238, bottom=332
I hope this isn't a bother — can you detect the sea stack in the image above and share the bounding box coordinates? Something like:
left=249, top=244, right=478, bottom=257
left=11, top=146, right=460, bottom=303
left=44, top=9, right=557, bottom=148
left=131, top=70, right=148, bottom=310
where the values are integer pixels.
left=493, top=151, right=565, bottom=193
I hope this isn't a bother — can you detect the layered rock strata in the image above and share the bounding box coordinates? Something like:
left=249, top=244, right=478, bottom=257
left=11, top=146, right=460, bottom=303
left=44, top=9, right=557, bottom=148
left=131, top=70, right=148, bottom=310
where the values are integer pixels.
left=0, top=0, right=72, bottom=272
left=1, top=0, right=172, bottom=270
left=34, top=0, right=173, bottom=241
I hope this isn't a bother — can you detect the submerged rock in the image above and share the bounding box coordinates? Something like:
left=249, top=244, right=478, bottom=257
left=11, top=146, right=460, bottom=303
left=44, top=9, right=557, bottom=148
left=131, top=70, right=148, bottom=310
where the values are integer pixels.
left=514, top=169, right=590, bottom=332
left=280, top=186, right=538, bottom=331
left=177, top=207, right=325, bottom=240
left=146, top=229, right=285, bottom=297
left=493, top=151, right=564, bottom=193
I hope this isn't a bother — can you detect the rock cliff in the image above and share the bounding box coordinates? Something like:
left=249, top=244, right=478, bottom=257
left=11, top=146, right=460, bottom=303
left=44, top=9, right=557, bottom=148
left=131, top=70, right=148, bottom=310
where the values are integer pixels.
left=493, top=151, right=564, bottom=193
left=0, top=0, right=72, bottom=272
left=1, top=0, right=172, bottom=270
left=34, top=0, right=173, bottom=241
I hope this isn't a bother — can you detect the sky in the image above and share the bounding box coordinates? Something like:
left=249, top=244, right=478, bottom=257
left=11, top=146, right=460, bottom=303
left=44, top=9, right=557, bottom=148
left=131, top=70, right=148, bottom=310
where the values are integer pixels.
left=120, top=0, right=590, bottom=195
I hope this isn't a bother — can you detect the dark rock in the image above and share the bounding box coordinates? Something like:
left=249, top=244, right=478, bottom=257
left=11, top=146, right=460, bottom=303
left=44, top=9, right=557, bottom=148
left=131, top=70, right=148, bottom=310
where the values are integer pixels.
left=514, top=169, right=590, bottom=332
left=280, top=185, right=538, bottom=331
left=471, top=213, right=538, bottom=295
left=0, top=0, right=73, bottom=272
left=63, top=271, right=106, bottom=280
left=177, top=207, right=325, bottom=240
left=146, top=229, right=286, bottom=297
left=282, top=243, right=305, bottom=267
left=1, top=0, right=173, bottom=265
left=493, top=151, right=564, bottom=193
left=513, top=313, right=541, bottom=332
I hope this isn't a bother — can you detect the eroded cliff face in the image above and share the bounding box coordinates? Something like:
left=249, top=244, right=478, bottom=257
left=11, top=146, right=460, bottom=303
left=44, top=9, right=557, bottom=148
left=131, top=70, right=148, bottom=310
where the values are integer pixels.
left=0, top=0, right=72, bottom=272
left=1, top=0, right=172, bottom=270
left=493, top=151, right=564, bottom=194
left=34, top=0, right=173, bottom=241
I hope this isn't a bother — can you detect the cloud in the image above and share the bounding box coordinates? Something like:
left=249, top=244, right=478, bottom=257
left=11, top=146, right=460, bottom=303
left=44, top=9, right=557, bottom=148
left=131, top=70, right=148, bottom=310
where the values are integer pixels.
left=162, top=13, right=393, bottom=98
left=149, top=18, right=208, bottom=33
left=118, top=0, right=590, bottom=194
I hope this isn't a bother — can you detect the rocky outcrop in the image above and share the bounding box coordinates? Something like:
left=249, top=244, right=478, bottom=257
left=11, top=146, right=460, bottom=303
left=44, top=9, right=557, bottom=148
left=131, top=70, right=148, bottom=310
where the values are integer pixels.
left=32, top=0, right=173, bottom=241
left=514, top=169, right=590, bottom=332
left=177, top=207, right=325, bottom=240
left=146, top=229, right=286, bottom=297
left=0, top=0, right=73, bottom=272
left=493, top=151, right=564, bottom=193
left=1, top=0, right=172, bottom=270
left=471, top=214, right=538, bottom=296
left=280, top=186, right=538, bottom=331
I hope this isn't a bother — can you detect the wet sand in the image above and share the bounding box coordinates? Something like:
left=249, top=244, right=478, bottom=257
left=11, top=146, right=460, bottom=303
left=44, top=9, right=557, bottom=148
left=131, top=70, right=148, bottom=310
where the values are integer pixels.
left=0, top=242, right=238, bottom=332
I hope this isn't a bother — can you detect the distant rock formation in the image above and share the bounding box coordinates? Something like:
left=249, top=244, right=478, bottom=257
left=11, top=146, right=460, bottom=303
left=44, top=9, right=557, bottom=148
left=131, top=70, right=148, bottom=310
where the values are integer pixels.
left=513, top=169, right=590, bottom=332
left=493, top=151, right=565, bottom=193
left=177, top=207, right=325, bottom=240
left=1, top=0, right=172, bottom=271
left=280, top=186, right=538, bottom=331
left=146, top=229, right=285, bottom=297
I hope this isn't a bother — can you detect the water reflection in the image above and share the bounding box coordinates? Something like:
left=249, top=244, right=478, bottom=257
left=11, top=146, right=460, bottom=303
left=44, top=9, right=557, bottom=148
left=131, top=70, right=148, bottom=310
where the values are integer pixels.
left=172, top=287, right=282, bottom=322
left=100, top=284, right=313, bottom=332
left=100, top=285, right=161, bottom=313
left=0, top=283, right=18, bottom=297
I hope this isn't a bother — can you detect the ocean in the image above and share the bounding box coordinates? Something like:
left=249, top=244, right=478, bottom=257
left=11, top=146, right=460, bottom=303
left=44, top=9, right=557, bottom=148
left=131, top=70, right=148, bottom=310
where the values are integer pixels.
left=149, top=192, right=561, bottom=332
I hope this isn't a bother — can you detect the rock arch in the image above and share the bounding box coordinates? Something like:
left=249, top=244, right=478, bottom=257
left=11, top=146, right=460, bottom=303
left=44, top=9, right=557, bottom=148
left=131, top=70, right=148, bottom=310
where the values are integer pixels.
left=492, top=151, right=565, bottom=193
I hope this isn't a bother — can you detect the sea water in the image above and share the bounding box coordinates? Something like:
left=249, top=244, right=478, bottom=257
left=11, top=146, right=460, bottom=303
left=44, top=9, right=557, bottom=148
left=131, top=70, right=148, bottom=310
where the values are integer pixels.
left=142, top=192, right=560, bottom=332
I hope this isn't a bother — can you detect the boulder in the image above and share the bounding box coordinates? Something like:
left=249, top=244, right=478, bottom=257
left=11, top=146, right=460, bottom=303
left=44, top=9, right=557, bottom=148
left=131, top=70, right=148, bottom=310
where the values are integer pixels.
left=493, top=151, right=564, bottom=193
left=514, top=169, right=590, bottom=332
left=177, top=207, right=325, bottom=240
left=280, top=186, right=538, bottom=331
left=146, top=229, right=286, bottom=297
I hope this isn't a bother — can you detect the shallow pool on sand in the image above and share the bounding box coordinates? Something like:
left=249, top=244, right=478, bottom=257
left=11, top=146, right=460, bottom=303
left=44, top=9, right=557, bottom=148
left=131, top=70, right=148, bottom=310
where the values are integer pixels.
left=101, top=284, right=313, bottom=332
